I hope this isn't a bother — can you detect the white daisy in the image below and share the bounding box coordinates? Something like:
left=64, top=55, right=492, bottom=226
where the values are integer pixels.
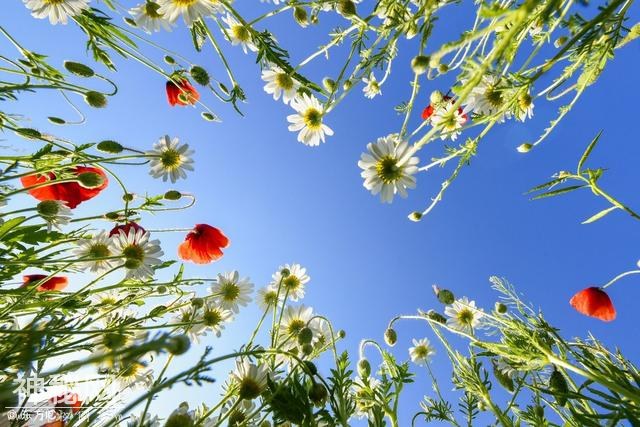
left=362, top=72, right=381, bottom=99
left=221, top=14, right=257, bottom=54
left=129, top=2, right=173, bottom=33
left=271, top=264, right=310, bottom=302
left=210, top=399, right=257, bottom=426
left=165, top=402, right=196, bottom=425
left=113, top=360, right=154, bottom=390
left=357, top=134, right=419, bottom=203
left=209, top=271, right=254, bottom=313
left=256, top=285, right=281, bottom=311
left=172, top=306, right=207, bottom=344
left=287, top=94, right=333, bottom=147
left=113, top=228, right=164, bottom=280
left=408, top=338, right=435, bottom=366
left=311, top=317, right=332, bottom=348
left=90, top=289, right=122, bottom=308
left=147, top=135, right=194, bottom=183
left=261, top=65, right=299, bottom=104
left=74, top=231, right=118, bottom=273
left=127, top=412, right=161, bottom=427
left=23, top=0, right=89, bottom=25
left=198, top=301, right=233, bottom=337
left=463, top=74, right=511, bottom=122
left=156, top=0, right=222, bottom=27
left=444, top=297, right=484, bottom=334
left=515, top=92, right=535, bottom=122
left=230, top=359, right=270, bottom=400
left=36, top=200, right=71, bottom=231
left=430, top=101, right=468, bottom=140
left=278, top=305, right=315, bottom=341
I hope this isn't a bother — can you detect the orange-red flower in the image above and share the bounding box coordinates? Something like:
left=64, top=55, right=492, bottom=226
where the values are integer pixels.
left=42, top=392, right=82, bottom=427
left=22, top=274, right=69, bottom=291
left=569, top=287, right=616, bottom=322
left=166, top=78, right=200, bottom=106
left=20, top=166, right=108, bottom=209
left=178, top=224, right=229, bottom=264
left=109, top=221, right=146, bottom=238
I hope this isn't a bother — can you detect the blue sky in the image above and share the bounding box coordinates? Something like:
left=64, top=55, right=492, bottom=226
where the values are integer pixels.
left=2, top=1, right=640, bottom=424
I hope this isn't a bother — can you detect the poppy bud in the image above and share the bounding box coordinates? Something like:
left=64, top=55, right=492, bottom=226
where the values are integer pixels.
left=357, top=358, right=371, bottom=378
left=384, top=328, right=397, bottom=346
left=166, top=335, right=191, bottom=355
left=322, top=78, right=336, bottom=92
left=97, top=140, right=124, bottom=153
left=298, top=327, right=313, bottom=345
left=122, top=193, right=135, bottom=202
left=64, top=61, right=95, bottom=78
left=433, top=285, right=455, bottom=305
left=308, top=382, right=328, bottom=406
left=411, top=55, right=430, bottom=75
left=104, top=212, right=120, bottom=220
left=164, top=55, right=176, bottom=65
left=517, top=143, right=532, bottom=153
left=201, top=112, right=217, bottom=121
left=190, top=66, right=210, bottom=86
left=294, top=7, right=308, bottom=27
left=84, top=91, right=107, bottom=108
left=48, top=116, right=66, bottom=125
left=304, top=361, right=318, bottom=375
left=77, top=171, right=105, bottom=188
left=549, top=368, right=568, bottom=406
left=301, top=343, right=314, bottom=355
left=424, top=309, right=447, bottom=324
left=495, top=302, right=508, bottom=314
left=338, top=0, right=356, bottom=16
left=164, top=190, right=182, bottom=200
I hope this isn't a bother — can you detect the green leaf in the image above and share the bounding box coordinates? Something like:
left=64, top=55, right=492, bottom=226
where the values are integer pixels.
left=578, top=130, right=603, bottom=172
left=0, top=216, right=26, bottom=240
left=582, top=206, right=618, bottom=224
left=531, top=185, right=586, bottom=200
left=526, top=177, right=566, bottom=194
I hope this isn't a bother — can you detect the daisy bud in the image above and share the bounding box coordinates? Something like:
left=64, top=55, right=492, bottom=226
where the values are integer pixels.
left=424, top=309, right=446, bottom=324
left=190, top=66, right=210, bottom=86
left=37, top=200, right=62, bottom=217
left=122, top=193, right=135, bottom=202
left=495, top=302, right=508, bottom=314
left=304, top=361, right=318, bottom=375
left=308, top=382, right=328, bottom=406
left=429, top=90, right=444, bottom=104
left=64, top=61, right=95, bottom=78
left=294, top=7, right=309, bottom=27
left=310, top=14, right=319, bottom=24
left=408, top=211, right=423, bottom=222
left=164, top=55, right=176, bottom=65
left=157, top=285, right=168, bottom=294
left=322, top=77, right=336, bottom=92
left=411, top=55, right=430, bottom=75
left=96, top=140, right=123, bottom=153
left=301, top=343, right=314, bottom=356
left=48, top=116, right=66, bottom=125
left=433, top=286, right=455, bottom=305
left=384, top=328, right=397, bottom=346
left=191, top=297, right=204, bottom=308
left=554, top=36, right=568, bottom=48
left=166, top=335, right=191, bottom=355
left=438, top=64, right=449, bottom=74
left=342, top=80, right=353, bottom=91
left=338, top=0, right=357, bottom=16
left=338, top=329, right=346, bottom=338
left=357, top=358, right=371, bottom=378
left=492, top=360, right=514, bottom=392
left=280, top=268, right=291, bottom=278
left=103, top=331, right=128, bottom=349
left=164, top=190, right=182, bottom=200
left=104, top=212, right=120, bottom=220
left=201, top=112, right=217, bottom=121
left=517, top=143, right=532, bottom=153
left=84, top=91, right=107, bottom=108
left=549, top=369, right=568, bottom=406
left=164, top=410, right=194, bottom=427
left=77, top=171, right=105, bottom=189
left=298, top=327, right=314, bottom=345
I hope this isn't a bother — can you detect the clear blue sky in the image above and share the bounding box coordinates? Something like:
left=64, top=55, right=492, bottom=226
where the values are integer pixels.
left=2, top=1, right=640, bottom=424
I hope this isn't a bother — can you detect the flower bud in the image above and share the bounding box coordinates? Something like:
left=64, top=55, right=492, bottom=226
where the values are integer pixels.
left=384, top=328, right=397, bottom=346
left=298, top=327, right=313, bottom=345
left=322, top=77, right=336, bottom=92
left=164, top=190, right=182, bottom=200
left=517, top=143, right=532, bottom=153
left=164, top=55, right=176, bottom=65
left=190, top=65, right=210, bottom=86
left=357, top=358, right=371, bottom=378
left=280, top=268, right=291, bottom=278
left=429, top=90, right=444, bottom=104
left=122, top=193, right=135, bottom=202
left=48, top=116, right=66, bottom=125
left=64, top=61, right=95, bottom=78
left=294, top=7, right=309, bottom=27
left=554, top=36, right=568, bottom=48
left=104, top=212, right=120, bottom=220
left=433, top=285, right=455, bottom=305
left=191, top=297, right=204, bottom=308
left=97, top=140, right=124, bottom=153
left=308, top=382, right=328, bottom=406
left=304, top=361, right=318, bottom=376
left=338, top=329, right=346, bottom=339
left=301, top=343, right=314, bottom=355
left=201, top=112, right=218, bottom=122
left=338, top=0, right=357, bottom=16
left=549, top=369, right=568, bottom=406
left=411, top=55, right=430, bottom=75
left=77, top=172, right=105, bottom=189
left=84, top=91, right=107, bottom=108
left=438, top=63, right=449, bottom=74
left=495, top=302, right=507, bottom=314
left=424, top=309, right=446, bottom=324
left=166, top=335, right=191, bottom=355
left=157, top=285, right=168, bottom=294
left=124, top=258, right=142, bottom=270
left=37, top=200, right=61, bottom=217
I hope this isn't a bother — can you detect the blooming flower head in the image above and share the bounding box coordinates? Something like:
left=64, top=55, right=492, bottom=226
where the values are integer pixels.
left=408, top=338, right=435, bottom=366
left=113, top=228, right=164, bottom=279
left=287, top=94, right=334, bottom=147
left=358, top=134, right=419, bottom=203
left=256, top=285, right=281, bottom=311
left=22, top=274, right=69, bottom=292
left=156, top=0, right=222, bottom=27
left=209, top=271, right=254, bottom=313
left=23, top=0, right=89, bottom=25
left=211, top=399, right=256, bottom=426
left=261, top=65, right=299, bottom=104
left=74, top=230, right=118, bottom=273
left=514, top=91, right=535, bottom=122
left=36, top=200, right=72, bottom=231
left=279, top=304, right=315, bottom=340
left=129, top=1, right=173, bottom=33
left=570, top=287, right=616, bottom=322
left=21, top=166, right=109, bottom=209
left=230, top=359, right=269, bottom=400
left=178, top=224, right=229, bottom=264
left=222, top=14, right=257, bottom=54
left=271, top=264, right=310, bottom=302
left=198, top=301, right=233, bottom=336
left=362, top=72, right=381, bottom=99
left=444, top=297, right=483, bottom=333
left=114, top=360, right=154, bottom=390
left=147, top=135, right=194, bottom=183
left=165, top=402, right=196, bottom=426
left=430, top=101, right=468, bottom=140
left=464, top=74, right=511, bottom=122
left=166, top=78, right=200, bottom=106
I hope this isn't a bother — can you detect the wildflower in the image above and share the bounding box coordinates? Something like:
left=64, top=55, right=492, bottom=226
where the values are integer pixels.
left=36, top=200, right=72, bottom=231
left=358, top=134, right=419, bottom=203
left=156, top=0, right=222, bottom=27
left=165, top=402, right=196, bottom=427
left=444, top=297, right=484, bottom=333
left=23, top=0, right=89, bottom=25
left=421, top=95, right=467, bottom=121
left=21, top=166, right=108, bottom=209
left=178, top=224, right=229, bottom=264
left=222, top=14, right=257, bottom=54
left=129, top=2, right=172, bottom=32
left=515, top=92, right=535, bottom=122
left=211, top=399, right=256, bottom=426
left=569, top=287, right=616, bottom=322
left=256, top=285, right=281, bottom=310
left=113, top=228, right=164, bottom=279
left=74, top=231, right=118, bottom=273
left=352, top=376, right=381, bottom=419
left=287, top=94, right=334, bottom=147
left=91, top=290, right=122, bottom=308
left=210, top=271, right=253, bottom=313
left=22, top=274, right=68, bottom=291
left=464, top=75, right=511, bottom=122
left=362, top=72, right=381, bottom=99
left=127, top=412, right=161, bottom=427
left=109, top=222, right=146, bottom=238
left=279, top=305, right=315, bottom=340
left=166, top=78, right=200, bottom=106
left=114, top=360, right=154, bottom=390
left=431, top=101, right=468, bottom=140
left=198, top=301, right=233, bottom=337
left=261, top=65, right=299, bottom=104
left=147, top=135, right=194, bottom=183
left=408, top=338, right=435, bottom=366
left=231, top=359, right=269, bottom=400
left=271, top=264, right=310, bottom=301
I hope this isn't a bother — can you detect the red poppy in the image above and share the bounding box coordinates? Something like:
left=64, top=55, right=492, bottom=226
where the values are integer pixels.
left=109, top=222, right=146, bottom=238
left=421, top=95, right=468, bottom=122
left=178, top=224, right=229, bottom=264
left=50, top=392, right=82, bottom=413
left=22, top=274, right=69, bottom=291
left=20, top=166, right=108, bottom=209
left=166, top=78, right=200, bottom=106
left=569, top=287, right=616, bottom=322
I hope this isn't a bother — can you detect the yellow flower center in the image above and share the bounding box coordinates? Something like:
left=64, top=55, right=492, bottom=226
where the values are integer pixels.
left=303, top=108, right=323, bottom=130
left=375, top=156, right=402, bottom=184
left=160, top=149, right=181, bottom=170
left=171, top=0, right=197, bottom=6
left=231, top=25, right=250, bottom=42
left=123, top=244, right=144, bottom=261
left=414, top=345, right=429, bottom=359
left=220, top=282, right=240, bottom=302
left=275, top=73, right=294, bottom=90
left=89, top=243, right=110, bottom=258
left=485, top=86, right=503, bottom=108
left=203, top=308, right=223, bottom=327
left=283, top=275, right=301, bottom=292
left=287, top=319, right=305, bottom=335
left=457, top=308, right=474, bottom=325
